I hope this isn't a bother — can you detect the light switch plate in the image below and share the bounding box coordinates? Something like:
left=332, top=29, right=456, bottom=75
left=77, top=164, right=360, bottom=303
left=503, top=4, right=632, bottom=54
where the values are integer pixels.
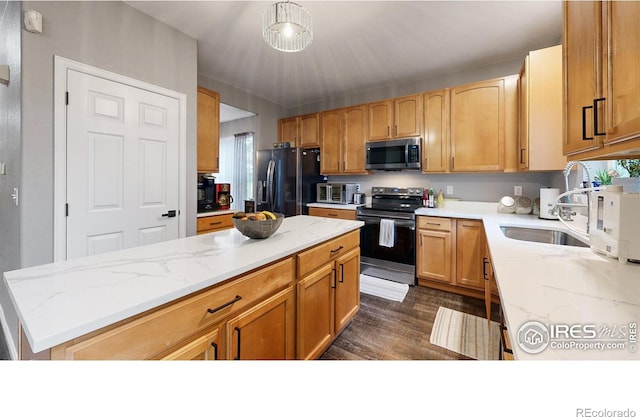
left=514, top=186, right=522, bottom=196
left=0, top=162, right=6, bottom=175
left=0, top=65, right=9, bottom=85
left=446, top=185, right=453, bottom=195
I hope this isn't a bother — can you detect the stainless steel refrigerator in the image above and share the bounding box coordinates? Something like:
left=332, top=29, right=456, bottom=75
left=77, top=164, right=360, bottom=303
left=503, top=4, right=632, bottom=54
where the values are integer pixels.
left=256, top=147, right=325, bottom=216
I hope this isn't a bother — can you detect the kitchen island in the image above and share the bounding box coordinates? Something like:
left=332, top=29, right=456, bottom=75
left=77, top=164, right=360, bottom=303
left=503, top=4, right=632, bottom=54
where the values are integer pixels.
left=416, top=201, right=640, bottom=360
left=3, top=215, right=363, bottom=359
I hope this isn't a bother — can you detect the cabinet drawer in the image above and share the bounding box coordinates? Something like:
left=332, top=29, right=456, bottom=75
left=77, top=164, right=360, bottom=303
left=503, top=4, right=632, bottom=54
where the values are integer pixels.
left=51, top=257, right=294, bottom=360
left=197, top=213, right=233, bottom=234
left=297, top=230, right=359, bottom=277
left=308, top=207, right=357, bottom=220
left=417, top=216, right=453, bottom=231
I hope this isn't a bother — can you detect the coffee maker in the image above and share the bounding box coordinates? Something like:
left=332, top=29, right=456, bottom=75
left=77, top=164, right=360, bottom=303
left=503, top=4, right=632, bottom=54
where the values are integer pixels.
left=216, top=183, right=233, bottom=210
left=197, top=174, right=217, bottom=212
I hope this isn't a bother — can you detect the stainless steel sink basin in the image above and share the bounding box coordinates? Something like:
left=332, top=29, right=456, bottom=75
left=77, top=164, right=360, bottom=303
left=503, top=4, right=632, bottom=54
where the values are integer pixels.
left=500, top=226, right=588, bottom=247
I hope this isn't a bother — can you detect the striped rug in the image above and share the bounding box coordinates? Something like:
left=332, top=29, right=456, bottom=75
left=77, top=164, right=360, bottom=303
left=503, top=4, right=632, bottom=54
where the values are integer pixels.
left=430, top=307, right=501, bottom=360
left=359, top=274, right=409, bottom=302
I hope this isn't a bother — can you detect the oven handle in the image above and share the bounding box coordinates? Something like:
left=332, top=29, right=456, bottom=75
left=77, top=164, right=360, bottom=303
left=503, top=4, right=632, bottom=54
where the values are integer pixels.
left=357, top=216, right=415, bottom=229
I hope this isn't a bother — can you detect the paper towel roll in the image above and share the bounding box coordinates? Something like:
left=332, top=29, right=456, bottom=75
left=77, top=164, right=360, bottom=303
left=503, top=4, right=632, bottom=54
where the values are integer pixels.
left=539, top=188, right=559, bottom=219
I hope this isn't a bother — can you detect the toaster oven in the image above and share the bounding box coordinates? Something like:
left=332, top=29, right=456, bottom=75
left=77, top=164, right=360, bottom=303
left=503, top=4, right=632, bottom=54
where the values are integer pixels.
left=316, top=183, right=359, bottom=204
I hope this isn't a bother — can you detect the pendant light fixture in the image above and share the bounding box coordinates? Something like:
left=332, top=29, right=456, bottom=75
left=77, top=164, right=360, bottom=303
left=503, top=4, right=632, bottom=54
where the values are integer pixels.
left=262, top=1, right=313, bottom=52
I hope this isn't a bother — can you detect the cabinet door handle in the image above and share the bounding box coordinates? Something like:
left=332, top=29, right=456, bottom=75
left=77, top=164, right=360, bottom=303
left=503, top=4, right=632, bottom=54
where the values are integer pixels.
left=593, top=97, right=606, bottom=136
left=207, top=295, right=242, bottom=314
left=500, top=324, right=513, bottom=355
left=520, top=148, right=526, bottom=164
left=582, top=105, right=593, bottom=140
left=387, top=126, right=390, bottom=137
left=339, top=263, right=345, bottom=283
left=211, top=342, right=218, bottom=360
left=234, top=327, right=241, bottom=360
left=216, top=157, right=219, bottom=169
left=331, top=268, right=337, bottom=289
left=330, top=245, right=344, bottom=255
left=483, top=257, right=489, bottom=279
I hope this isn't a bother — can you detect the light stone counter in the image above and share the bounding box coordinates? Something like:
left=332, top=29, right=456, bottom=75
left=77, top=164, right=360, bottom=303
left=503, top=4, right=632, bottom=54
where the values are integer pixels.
left=416, top=201, right=640, bottom=360
left=307, top=202, right=365, bottom=211
left=3, top=215, right=363, bottom=354
left=196, top=210, right=235, bottom=218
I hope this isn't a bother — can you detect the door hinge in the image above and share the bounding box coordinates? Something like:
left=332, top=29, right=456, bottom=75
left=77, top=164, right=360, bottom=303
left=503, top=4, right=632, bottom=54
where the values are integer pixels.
left=65, top=91, right=69, bottom=105
left=65, top=203, right=69, bottom=217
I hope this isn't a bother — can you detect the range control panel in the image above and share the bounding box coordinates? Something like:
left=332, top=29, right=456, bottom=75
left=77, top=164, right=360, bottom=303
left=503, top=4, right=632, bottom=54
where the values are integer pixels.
left=371, top=187, right=424, bottom=196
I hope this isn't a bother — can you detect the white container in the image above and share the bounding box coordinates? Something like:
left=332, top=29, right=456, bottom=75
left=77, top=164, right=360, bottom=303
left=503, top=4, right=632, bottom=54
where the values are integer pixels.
left=539, top=188, right=559, bottom=219
left=515, top=196, right=532, bottom=214
left=497, top=196, right=515, bottom=213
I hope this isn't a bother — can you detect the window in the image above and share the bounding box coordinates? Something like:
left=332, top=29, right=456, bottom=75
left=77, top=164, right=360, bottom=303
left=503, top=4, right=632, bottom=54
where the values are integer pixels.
left=217, top=132, right=254, bottom=210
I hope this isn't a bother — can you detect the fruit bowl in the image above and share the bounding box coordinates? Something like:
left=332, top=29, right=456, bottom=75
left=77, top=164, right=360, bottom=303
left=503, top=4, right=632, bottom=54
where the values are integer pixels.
left=232, top=212, right=284, bottom=239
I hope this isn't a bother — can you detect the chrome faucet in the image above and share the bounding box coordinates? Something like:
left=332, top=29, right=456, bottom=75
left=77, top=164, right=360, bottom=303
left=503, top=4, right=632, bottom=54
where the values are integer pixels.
left=560, top=161, right=592, bottom=232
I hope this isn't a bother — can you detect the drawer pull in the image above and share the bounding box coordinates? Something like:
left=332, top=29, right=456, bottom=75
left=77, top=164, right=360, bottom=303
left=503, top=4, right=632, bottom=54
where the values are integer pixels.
left=207, top=295, right=242, bottom=314
left=330, top=245, right=344, bottom=255
left=328, top=213, right=338, bottom=217
left=426, top=222, right=442, bottom=226
left=209, top=221, right=223, bottom=226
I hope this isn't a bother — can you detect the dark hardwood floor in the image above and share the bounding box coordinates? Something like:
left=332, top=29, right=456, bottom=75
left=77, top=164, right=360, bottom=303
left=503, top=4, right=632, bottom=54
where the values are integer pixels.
left=320, top=284, right=500, bottom=360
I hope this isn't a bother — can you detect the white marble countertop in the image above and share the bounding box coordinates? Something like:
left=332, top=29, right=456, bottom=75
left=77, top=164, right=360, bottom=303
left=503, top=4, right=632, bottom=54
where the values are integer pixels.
left=416, top=201, right=640, bottom=360
left=196, top=210, right=234, bottom=218
left=3, top=216, right=363, bottom=353
left=307, top=202, right=365, bottom=211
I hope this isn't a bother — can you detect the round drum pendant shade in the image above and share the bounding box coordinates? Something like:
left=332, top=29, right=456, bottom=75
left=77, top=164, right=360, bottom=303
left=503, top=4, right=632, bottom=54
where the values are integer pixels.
left=263, top=1, right=313, bottom=52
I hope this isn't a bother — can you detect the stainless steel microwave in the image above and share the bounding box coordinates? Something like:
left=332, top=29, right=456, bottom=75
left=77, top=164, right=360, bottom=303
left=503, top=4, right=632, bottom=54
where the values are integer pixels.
left=365, top=137, right=421, bottom=170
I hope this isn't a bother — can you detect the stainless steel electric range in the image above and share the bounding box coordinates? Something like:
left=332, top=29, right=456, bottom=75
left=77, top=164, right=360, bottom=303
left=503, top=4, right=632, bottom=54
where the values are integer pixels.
left=356, top=186, right=424, bottom=285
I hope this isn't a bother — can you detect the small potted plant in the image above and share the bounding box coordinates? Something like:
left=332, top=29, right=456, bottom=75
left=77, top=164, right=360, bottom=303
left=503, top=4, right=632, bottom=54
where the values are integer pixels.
left=613, top=159, right=640, bottom=192
left=594, top=168, right=620, bottom=186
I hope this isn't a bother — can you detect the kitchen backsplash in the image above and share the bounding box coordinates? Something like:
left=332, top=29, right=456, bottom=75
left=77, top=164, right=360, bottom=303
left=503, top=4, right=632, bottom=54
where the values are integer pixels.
left=327, top=171, right=565, bottom=203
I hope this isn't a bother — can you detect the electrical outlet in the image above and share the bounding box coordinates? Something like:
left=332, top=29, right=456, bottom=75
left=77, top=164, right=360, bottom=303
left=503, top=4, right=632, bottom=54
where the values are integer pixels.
left=514, top=186, right=522, bottom=196
left=446, top=185, right=453, bottom=195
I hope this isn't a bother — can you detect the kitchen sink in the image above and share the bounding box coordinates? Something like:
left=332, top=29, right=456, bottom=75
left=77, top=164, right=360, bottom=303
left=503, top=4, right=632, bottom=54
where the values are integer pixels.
left=499, top=226, right=589, bottom=248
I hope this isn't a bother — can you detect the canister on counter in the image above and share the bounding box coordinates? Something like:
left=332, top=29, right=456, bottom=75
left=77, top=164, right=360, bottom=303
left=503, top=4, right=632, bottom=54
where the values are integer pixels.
left=244, top=199, right=255, bottom=213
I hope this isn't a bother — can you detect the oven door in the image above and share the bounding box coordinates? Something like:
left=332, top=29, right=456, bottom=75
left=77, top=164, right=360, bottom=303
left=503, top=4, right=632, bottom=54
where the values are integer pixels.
left=358, top=215, right=415, bottom=266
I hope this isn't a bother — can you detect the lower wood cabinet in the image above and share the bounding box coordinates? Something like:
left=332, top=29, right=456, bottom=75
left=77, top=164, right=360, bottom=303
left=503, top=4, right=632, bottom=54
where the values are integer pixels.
left=159, top=326, right=221, bottom=360
left=308, top=206, right=357, bottom=220
left=197, top=213, right=234, bottom=234
left=226, top=286, right=296, bottom=360
left=296, top=232, right=360, bottom=360
left=48, top=230, right=361, bottom=360
left=416, top=216, right=485, bottom=298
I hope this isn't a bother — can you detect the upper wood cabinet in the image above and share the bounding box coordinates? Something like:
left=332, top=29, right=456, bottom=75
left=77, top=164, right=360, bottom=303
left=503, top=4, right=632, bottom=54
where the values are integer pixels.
left=563, top=1, right=604, bottom=156
left=320, top=105, right=368, bottom=175
left=422, top=89, right=450, bottom=173
left=278, top=113, right=320, bottom=148
left=564, top=1, right=640, bottom=159
left=368, top=93, right=422, bottom=141
left=519, top=45, right=567, bottom=171
left=450, top=76, right=518, bottom=172
left=197, top=87, right=220, bottom=172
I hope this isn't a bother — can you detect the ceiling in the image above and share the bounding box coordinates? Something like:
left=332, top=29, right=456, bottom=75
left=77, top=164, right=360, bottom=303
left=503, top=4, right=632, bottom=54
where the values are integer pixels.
left=126, top=1, right=563, bottom=110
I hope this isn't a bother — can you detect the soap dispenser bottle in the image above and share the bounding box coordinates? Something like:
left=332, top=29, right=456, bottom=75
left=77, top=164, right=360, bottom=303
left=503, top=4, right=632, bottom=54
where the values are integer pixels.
left=436, top=190, right=445, bottom=208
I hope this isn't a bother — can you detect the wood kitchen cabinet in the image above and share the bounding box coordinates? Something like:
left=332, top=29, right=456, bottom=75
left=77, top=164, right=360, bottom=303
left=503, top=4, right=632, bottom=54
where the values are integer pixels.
left=296, top=231, right=360, bottom=359
left=519, top=45, right=567, bottom=171
left=416, top=216, right=455, bottom=284
left=450, top=76, right=518, bottom=172
left=158, top=326, right=221, bottom=360
left=422, top=89, right=450, bottom=173
left=197, top=86, right=220, bottom=172
left=563, top=1, right=640, bottom=159
left=416, top=216, right=485, bottom=299
left=320, top=105, right=368, bottom=175
left=225, top=286, right=296, bottom=360
left=308, top=206, right=357, bottom=220
left=368, top=93, right=422, bottom=141
left=279, top=113, right=320, bottom=148
left=196, top=213, right=234, bottom=234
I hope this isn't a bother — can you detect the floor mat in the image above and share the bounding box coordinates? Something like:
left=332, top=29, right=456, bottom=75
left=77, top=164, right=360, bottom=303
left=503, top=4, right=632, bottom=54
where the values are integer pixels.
left=359, top=274, right=409, bottom=302
left=429, top=306, right=500, bottom=360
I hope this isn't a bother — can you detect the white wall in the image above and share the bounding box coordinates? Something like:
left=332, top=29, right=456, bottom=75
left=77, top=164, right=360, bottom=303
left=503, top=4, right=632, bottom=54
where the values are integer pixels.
left=0, top=0, right=22, bottom=360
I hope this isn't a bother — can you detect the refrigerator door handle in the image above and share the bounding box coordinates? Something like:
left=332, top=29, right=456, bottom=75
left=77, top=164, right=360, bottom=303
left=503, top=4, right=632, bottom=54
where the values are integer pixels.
left=266, top=159, right=275, bottom=211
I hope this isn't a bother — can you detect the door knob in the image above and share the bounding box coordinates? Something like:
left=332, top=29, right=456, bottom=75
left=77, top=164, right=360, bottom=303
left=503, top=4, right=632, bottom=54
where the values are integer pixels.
left=161, top=210, right=177, bottom=218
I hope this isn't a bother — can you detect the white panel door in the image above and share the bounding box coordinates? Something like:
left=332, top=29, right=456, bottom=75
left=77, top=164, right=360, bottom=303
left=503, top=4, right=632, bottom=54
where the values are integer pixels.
left=66, top=69, right=180, bottom=259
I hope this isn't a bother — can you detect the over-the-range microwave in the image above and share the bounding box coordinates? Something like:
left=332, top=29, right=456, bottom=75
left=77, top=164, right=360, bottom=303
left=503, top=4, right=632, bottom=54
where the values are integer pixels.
left=365, top=137, right=421, bottom=171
